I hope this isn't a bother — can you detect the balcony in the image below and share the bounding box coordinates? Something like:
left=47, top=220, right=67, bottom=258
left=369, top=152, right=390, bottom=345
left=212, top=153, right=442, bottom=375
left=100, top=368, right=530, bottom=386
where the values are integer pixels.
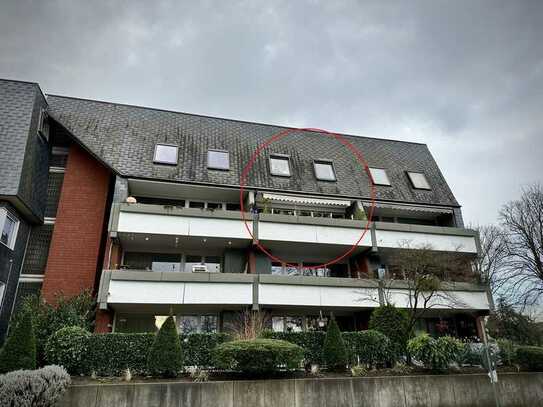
left=110, top=203, right=479, bottom=257
left=98, top=271, right=491, bottom=312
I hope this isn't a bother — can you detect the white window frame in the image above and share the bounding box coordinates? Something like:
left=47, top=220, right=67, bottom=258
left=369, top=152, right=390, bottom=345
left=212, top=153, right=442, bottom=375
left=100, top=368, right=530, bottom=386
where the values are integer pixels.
left=369, top=167, right=391, bottom=186
left=153, top=143, right=179, bottom=165
left=38, top=108, right=50, bottom=142
left=313, top=160, right=337, bottom=181
left=207, top=149, right=230, bottom=170
left=269, top=154, right=291, bottom=177
left=0, top=208, right=19, bottom=250
left=407, top=171, right=431, bottom=190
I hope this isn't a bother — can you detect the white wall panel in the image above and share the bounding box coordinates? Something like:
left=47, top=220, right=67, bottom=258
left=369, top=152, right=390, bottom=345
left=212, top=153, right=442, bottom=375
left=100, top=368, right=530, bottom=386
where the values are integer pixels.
left=184, top=282, right=252, bottom=305
left=375, top=230, right=477, bottom=253
left=258, top=284, right=379, bottom=308
left=117, top=212, right=252, bottom=240
left=259, top=223, right=371, bottom=246
left=386, top=289, right=489, bottom=310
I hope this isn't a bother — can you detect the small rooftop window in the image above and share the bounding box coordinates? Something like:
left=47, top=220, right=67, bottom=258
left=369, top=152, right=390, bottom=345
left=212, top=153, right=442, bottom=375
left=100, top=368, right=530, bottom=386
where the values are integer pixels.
left=207, top=149, right=230, bottom=170
left=270, top=155, right=291, bottom=177
left=314, top=160, right=336, bottom=181
left=153, top=144, right=178, bottom=165
left=369, top=168, right=391, bottom=186
left=407, top=171, right=431, bottom=190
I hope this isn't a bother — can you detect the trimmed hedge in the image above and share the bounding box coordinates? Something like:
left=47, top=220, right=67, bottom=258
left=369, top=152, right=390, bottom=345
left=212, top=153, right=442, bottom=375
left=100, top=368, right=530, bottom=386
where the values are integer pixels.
left=516, top=346, right=543, bottom=371
left=263, top=330, right=392, bottom=367
left=261, top=331, right=325, bottom=365
left=213, top=338, right=304, bottom=374
left=82, top=332, right=230, bottom=376
left=343, top=330, right=392, bottom=367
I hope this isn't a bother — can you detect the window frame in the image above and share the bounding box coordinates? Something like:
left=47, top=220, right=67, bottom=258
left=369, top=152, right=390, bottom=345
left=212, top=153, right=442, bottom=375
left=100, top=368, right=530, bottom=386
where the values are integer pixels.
left=207, top=149, right=230, bottom=171
left=0, top=208, right=19, bottom=250
left=269, top=154, right=291, bottom=177
left=313, top=159, right=337, bottom=182
left=368, top=167, right=391, bottom=186
left=153, top=143, right=179, bottom=165
left=0, top=281, right=5, bottom=310
left=407, top=171, right=431, bottom=190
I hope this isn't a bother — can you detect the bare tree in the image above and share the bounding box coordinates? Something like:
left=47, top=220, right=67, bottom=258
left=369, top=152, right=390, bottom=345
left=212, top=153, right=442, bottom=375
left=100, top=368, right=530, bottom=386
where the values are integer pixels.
left=471, top=224, right=508, bottom=298
left=381, top=243, right=473, bottom=335
left=500, top=183, right=543, bottom=308
left=230, top=309, right=270, bottom=340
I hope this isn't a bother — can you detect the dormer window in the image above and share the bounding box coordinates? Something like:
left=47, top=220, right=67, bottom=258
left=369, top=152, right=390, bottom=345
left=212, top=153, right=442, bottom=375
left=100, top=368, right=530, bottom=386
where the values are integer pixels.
left=153, top=144, right=178, bottom=165
left=314, top=160, right=336, bottom=181
left=207, top=149, right=230, bottom=170
left=407, top=171, right=431, bottom=190
left=369, top=168, right=391, bottom=186
left=269, top=155, right=291, bottom=177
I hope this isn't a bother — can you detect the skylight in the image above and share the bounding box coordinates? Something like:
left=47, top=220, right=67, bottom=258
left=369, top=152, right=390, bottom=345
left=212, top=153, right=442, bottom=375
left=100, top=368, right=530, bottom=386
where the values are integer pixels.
left=314, top=160, right=336, bottom=181
left=407, top=171, right=431, bottom=190
left=153, top=144, right=178, bottom=165
left=207, top=149, right=230, bottom=170
left=369, top=168, right=391, bottom=186
left=270, top=155, right=291, bottom=177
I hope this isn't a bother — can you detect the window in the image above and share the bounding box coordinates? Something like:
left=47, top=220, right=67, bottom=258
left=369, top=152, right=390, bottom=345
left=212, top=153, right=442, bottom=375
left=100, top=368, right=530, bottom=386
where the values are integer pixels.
left=314, top=160, right=336, bottom=181
left=207, top=202, right=223, bottom=210
left=0, top=209, right=18, bottom=250
left=188, top=201, right=205, bottom=209
left=369, top=168, right=391, bottom=186
left=153, top=144, right=178, bottom=165
left=269, top=155, right=291, bottom=177
left=178, top=315, right=218, bottom=334
left=207, top=149, right=230, bottom=170
left=38, top=108, right=50, bottom=142
left=0, top=281, right=5, bottom=309
left=407, top=171, right=431, bottom=190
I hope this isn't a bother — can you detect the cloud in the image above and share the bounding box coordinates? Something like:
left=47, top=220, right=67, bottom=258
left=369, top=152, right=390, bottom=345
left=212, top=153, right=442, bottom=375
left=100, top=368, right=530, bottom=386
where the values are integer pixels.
left=1, top=0, right=541, bottom=224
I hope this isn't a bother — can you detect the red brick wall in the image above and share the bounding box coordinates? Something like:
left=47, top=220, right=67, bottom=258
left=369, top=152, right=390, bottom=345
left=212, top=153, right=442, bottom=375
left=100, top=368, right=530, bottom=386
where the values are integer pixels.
left=42, top=144, right=111, bottom=303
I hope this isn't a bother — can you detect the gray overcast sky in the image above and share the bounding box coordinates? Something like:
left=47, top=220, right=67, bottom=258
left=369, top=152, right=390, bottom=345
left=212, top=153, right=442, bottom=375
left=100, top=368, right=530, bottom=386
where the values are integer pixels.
left=1, top=0, right=542, bottom=225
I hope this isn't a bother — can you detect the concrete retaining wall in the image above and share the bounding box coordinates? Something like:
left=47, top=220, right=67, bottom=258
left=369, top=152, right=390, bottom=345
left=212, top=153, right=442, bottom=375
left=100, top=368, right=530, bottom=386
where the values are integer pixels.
left=58, top=372, right=543, bottom=407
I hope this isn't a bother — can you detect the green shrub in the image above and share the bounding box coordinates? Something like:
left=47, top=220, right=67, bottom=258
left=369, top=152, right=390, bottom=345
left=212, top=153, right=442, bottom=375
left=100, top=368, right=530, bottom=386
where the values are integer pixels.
left=407, top=334, right=463, bottom=371
left=323, top=318, right=348, bottom=371
left=516, top=346, right=543, bottom=371
left=0, top=365, right=71, bottom=406
left=213, top=338, right=304, bottom=374
left=497, top=339, right=516, bottom=367
left=261, top=330, right=325, bottom=365
left=147, top=316, right=183, bottom=377
left=458, top=343, right=483, bottom=366
left=14, top=292, right=94, bottom=366
left=45, top=326, right=90, bottom=375
left=0, top=310, right=36, bottom=373
left=350, top=364, right=368, bottom=377
left=343, top=330, right=392, bottom=367
left=369, top=305, right=409, bottom=357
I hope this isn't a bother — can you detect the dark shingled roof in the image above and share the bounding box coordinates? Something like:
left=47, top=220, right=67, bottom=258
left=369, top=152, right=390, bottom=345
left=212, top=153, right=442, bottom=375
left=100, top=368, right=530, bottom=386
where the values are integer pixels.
left=46, top=95, right=459, bottom=207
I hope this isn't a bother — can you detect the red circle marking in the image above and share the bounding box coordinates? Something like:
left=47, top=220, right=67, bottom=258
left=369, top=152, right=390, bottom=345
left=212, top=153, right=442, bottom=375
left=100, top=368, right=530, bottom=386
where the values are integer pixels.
left=239, top=127, right=376, bottom=270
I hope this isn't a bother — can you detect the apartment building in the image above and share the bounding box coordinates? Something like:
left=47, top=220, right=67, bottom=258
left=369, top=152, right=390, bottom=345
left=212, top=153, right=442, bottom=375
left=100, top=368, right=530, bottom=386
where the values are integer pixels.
left=0, top=78, right=490, bottom=342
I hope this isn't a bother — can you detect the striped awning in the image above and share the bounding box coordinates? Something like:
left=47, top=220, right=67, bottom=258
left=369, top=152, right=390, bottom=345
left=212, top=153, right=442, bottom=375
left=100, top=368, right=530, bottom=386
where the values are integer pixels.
left=362, top=201, right=453, bottom=215
left=262, top=193, right=352, bottom=207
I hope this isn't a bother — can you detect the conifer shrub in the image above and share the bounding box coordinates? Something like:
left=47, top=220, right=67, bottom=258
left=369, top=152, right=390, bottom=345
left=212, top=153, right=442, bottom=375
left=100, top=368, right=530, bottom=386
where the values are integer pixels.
left=368, top=305, right=409, bottom=357
left=0, top=310, right=36, bottom=373
left=343, top=329, right=392, bottom=367
left=322, top=318, right=348, bottom=371
left=146, top=316, right=183, bottom=377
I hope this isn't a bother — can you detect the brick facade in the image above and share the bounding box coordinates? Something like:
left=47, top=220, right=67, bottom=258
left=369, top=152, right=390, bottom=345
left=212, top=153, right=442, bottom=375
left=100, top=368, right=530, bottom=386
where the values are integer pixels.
left=41, top=144, right=111, bottom=303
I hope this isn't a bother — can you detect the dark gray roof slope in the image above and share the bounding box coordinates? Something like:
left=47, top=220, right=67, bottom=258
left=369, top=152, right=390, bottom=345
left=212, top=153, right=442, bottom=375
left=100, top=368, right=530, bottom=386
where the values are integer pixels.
left=47, top=95, right=459, bottom=207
